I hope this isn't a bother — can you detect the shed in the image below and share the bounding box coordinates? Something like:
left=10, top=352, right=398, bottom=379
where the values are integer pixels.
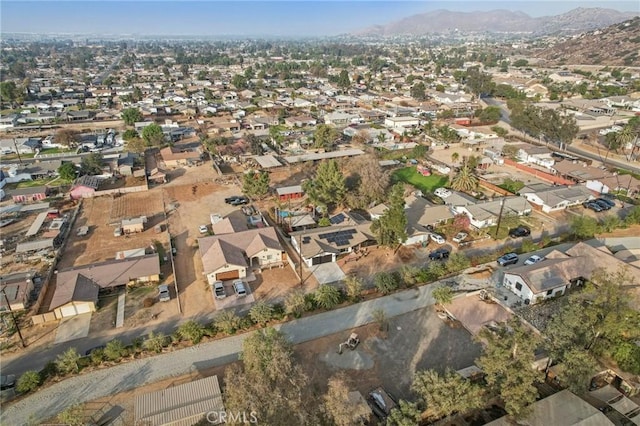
left=121, top=217, right=146, bottom=234
left=276, top=185, right=304, bottom=202
left=135, top=375, right=225, bottom=426
left=25, top=212, right=48, bottom=237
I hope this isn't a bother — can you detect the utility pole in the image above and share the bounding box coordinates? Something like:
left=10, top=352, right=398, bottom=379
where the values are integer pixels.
left=12, top=138, right=23, bottom=165
left=494, top=198, right=506, bottom=240
left=299, top=231, right=303, bottom=287
left=0, top=285, right=27, bottom=348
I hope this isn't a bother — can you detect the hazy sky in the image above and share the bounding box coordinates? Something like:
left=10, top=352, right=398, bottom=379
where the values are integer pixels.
left=1, top=1, right=638, bottom=36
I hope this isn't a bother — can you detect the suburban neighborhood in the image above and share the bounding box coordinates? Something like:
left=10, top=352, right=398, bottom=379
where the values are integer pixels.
left=1, top=5, right=640, bottom=426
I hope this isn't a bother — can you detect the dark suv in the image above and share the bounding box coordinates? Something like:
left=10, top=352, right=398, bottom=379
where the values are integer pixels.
left=508, top=226, right=530, bottom=238
left=583, top=201, right=603, bottom=212
left=497, top=252, right=519, bottom=266
left=429, top=248, right=450, bottom=260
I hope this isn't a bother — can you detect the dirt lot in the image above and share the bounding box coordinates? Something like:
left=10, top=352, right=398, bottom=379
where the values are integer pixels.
left=72, top=306, right=482, bottom=424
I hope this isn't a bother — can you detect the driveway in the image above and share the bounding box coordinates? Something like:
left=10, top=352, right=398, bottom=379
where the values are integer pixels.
left=54, top=313, right=92, bottom=344
left=2, top=281, right=441, bottom=425
left=311, top=262, right=345, bottom=284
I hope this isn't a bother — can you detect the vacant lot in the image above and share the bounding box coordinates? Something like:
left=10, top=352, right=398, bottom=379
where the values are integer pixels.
left=109, top=191, right=164, bottom=222
left=392, top=167, right=449, bottom=193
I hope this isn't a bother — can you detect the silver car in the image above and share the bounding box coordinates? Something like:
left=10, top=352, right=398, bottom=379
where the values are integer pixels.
left=158, top=284, right=170, bottom=302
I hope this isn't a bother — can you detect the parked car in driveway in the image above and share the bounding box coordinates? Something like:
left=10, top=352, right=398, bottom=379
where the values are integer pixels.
left=497, top=252, right=519, bottom=266
left=233, top=280, right=247, bottom=297
left=508, top=226, right=530, bottom=238
left=430, top=233, right=446, bottom=244
left=593, top=199, right=611, bottom=210
left=524, top=254, right=544, bottom=265
left=0, top=374, right=16, bottom=391
left=452, top=232, right=468, bottom=244
left=225, top=196, right=242, bottom=204
left=434, top=188, right=452, bottom=199
left=596, top=198, right=616, bottom=208
left=429, top=248, right=450, bottom=260
left=199, top=224, right=208, bottom=234
left=158, top=284, right=170, bottom=302
left=213, top=281, right=226, bottom=299
left=230, top=196, right=250, bottom=206
left=583, top=201, right=603, bottom=212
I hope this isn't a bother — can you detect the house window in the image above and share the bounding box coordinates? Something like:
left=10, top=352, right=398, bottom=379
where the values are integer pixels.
left=266, top=255, right=273, bottom=260
left=515, top=283, right=522, bottom=291
left=546, top=289, right=553, bottom=296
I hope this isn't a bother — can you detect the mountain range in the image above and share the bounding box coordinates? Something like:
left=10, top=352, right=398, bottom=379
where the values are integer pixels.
left=357, top=7, right=639, bottom=36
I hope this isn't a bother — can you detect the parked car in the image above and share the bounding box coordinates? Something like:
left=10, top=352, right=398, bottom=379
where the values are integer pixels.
left=113, top=227, right=122, bottom=237
left=429, top=248, right=450, bottom=260
left=452, top=232, right=468, bottom=243
left=497, top=252, right=519, bottom=266
left=430, top=233, right=446, bottom=244
left=225, top=196, right=242, bottom=204
left=524, top=254, right=544, bottom=265
left=0, top=374, right=16, bottom=391
left=434, top=188, right=452, bottom=199
left=199, top=224, right=208, bottom=234
left=593, top=199, right=612, bottom=210
left=508, top=226, right=530, bottom=238
left=230, top=196, right=250, bottom=206
left=596, top=197, right=616, bottom=208
left=233, top=280, right=247, bottom=297
left=583, top=201, right=603, bottom=212
left=158, top=284, right=170, bottom=302
left=213, top=281, right=226, bottom=299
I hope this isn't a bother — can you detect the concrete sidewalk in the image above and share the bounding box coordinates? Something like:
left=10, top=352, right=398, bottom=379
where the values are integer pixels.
left=1, top=283, right=438, bottom=425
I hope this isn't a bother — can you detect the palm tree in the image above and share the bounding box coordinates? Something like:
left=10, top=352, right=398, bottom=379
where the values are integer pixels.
left=451, top=160, right=479, bottom=192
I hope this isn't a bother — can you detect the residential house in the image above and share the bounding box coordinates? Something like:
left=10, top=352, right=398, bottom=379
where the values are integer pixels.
left=514, top=144, right=555, bottom=169
left=431, top=92, right=471, bottom=104
left=587, top=173, right=640, bottom=197
left=324, top=111, right=359, bottom=126
left=159, top=146, right=202, bottom=168
left=502, top=242, right=640, bottom=305
left=0, top=270, right=37, bottom=311
left=552, top=160, right=606, bottom=183
left=276, top=185, right=305, bottom=202
left=6, top=186, right=50, bottom=203
left=50, top=254, right=160, bottom=318
left=290, top=223, right=375, bottom=267
left=0, top=137, right=41, bottom=155
left=403, top=195, right=455, bottom=245
left=284, top=115, right=317, bottom=127
left=384, top=116, right=421, bottom=132
left=199, top=221, right=285, bottom=283
left=453, top=197, right=532, bottom=229
left=520, top=184, right=594, bottom=213
left=69, top=175, right=102, bottom=199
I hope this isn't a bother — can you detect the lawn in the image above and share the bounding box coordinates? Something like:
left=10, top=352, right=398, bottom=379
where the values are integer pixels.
left=7, top=177, right=73, bottom=189
left=392, top=166, right=449, bottom=193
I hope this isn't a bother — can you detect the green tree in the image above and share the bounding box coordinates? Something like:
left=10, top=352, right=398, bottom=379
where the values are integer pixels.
left=466, top=66, right=495, bottom=98
left=569, top=215, right=599, bottom=239
left=412, top=144, right=428, bottom=159
left=56, top=129, right=80, bottom=147
left=122, top=129, right=138, bottom=140
left=177, top=320, right=207, bottom=344
left=374, top=271, right=400, bottom=294
left=104, top=339, right=127, bottom=361
left=215, top=310, right=241, bottom=335
left=451, top=162, right=479, bottom=192
left=345, top=155, right=390, bottom=209
left=323, top=373, right=371, bottom=426
left=625, top=206, right=640, bottom=225
left=491, top=125, right=508, bottom=137
left=313, top=124, right=338, bottom=150
left=387, top=400, right=422, bottom=426
left=561, top=349, right=599, bottom=394
left=121, top=107, right=142, bottom=125
left=231, top=74, right=248, bottom=89
left=337, top=69, right=351, bottom=88
left=143, top=331, right=168, bottom=353
left=370, top=184, right=408, bottom=248
left=58, top=162, right=77, bottom=181
left=55, top=348, right=81, bottom=375
left=432, top=286, right=454, bottom=306
left=142, top=123, right=165, bottom=146
left=242, top=170, right=270, bottom=199
left=513, top=59, right=529, bottom=67
left=126, top=137, right=147, bottom=154
left=0, top=81, right=18, bottom=107
left=478, top=106, right=502, bottom=123
left=344, top=275, right=363, bottom=301
left=412, top=368, right=485, bottom=418
left=314, top=285, right=342, bottom=309
left=599, top=215, right=622, bottom=233
left=57, top=404, right=85, bottom=426
left=249, top=301, right=275, bottom=326
left=16, top=370, right=41, bottom=393
left=477, top=319, right=541, bottom=419
left=303, top=159, right=346, bottom=210
left=410, top=82, right=426, bottom=100
left=79, top=152, right=103, bottom=176
left=224, top=328, right=319, bottom=425
left=445, top=252, right=471, bottom=273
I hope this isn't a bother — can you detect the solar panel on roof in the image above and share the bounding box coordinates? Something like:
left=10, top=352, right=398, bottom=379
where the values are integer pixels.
left=330, top=213, right=346, bottom=224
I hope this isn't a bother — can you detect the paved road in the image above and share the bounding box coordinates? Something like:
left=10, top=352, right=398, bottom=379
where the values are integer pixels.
left=1, top=283, right=438, bottom=425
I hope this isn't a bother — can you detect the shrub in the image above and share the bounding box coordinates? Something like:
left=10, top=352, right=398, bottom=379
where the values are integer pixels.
left=16, top=370, right=41, bottom=393
left=344, top=275, right=364, bottom=301
left=374, top=272, right=400, bottom=294
left=599, top=215, right=622, bottom=233
left=215, top=310, right=241, bottom=335
left=144, top=332, right=168, bottom=353
left=399, top=265, right=420, bottom=287
left=445, top=253, right=471, bottom=274
left=520, top=238, right=538, bottom=254
left=40, top=361, right=58, bottom=380
left=90, top=348, right=106, bottom=365
left=249, top=301, right=275, bottom=326
left=271, top=302, right=286, bottom=320
left=57, top=404, right=85, bottom=426
left=177, top=320, right=207, bottom=344
left=314, top=285, right=343, bottom=309
left=104, top=340, right=127, bottom=361
left=432, top=286, right=454, bottom=306
left=142, top=297, right=155, bottom=308
left=284, top=291, right=306, bottom=318
left=303, top=293, right=318, bottom=311
left=624, top=205, right=640, bottom=225
left=570, top=216, right=599, bottom=239
left=55, top=348, right=81, bottom=375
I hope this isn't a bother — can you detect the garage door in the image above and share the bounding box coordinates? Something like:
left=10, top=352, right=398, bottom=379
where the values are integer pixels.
left=312, top=254, right=333, bottom=265
left=60, top=305, right=77, bottom=318
left=216, top=270, right=240, bottom=281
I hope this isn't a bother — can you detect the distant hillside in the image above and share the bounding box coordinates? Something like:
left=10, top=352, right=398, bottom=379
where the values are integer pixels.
left=535, top=17, right=640, bottom=66
left=357, top=7, right=638, bottom=36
